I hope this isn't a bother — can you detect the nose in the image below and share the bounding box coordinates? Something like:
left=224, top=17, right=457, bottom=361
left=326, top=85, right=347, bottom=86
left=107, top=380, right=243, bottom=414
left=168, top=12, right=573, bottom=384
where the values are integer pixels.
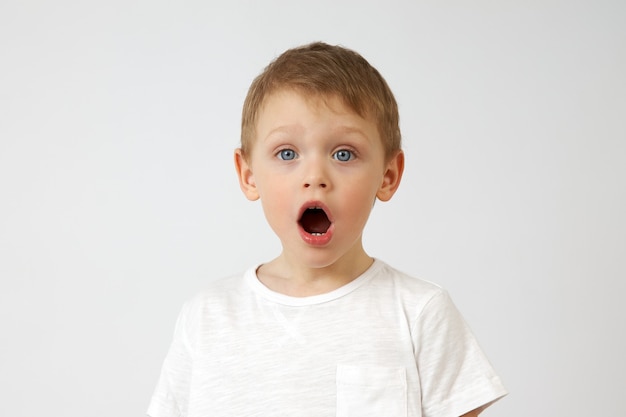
left=303, top=158, right=329, bottom=189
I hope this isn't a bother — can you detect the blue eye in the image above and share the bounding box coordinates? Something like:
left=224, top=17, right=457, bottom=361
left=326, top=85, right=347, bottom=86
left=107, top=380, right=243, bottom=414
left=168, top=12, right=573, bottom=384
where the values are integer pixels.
left=277, top=149, right=297, bottom=160
left=333, top=149, right=354, bottom=162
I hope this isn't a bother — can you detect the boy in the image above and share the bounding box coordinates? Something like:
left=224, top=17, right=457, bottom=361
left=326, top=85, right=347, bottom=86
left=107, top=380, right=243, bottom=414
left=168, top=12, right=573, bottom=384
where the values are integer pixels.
left=148, top=42, right=506, bottom=417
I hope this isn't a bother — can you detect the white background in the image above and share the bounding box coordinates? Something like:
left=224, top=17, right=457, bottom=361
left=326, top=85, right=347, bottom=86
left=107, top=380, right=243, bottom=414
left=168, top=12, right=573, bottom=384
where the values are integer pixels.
left=1, top=1, right=624, bottom=416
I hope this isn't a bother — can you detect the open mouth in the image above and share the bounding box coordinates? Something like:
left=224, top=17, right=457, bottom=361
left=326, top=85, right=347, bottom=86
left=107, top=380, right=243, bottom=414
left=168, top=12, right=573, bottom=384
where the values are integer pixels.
left=299, top=207, right=331, bottom=235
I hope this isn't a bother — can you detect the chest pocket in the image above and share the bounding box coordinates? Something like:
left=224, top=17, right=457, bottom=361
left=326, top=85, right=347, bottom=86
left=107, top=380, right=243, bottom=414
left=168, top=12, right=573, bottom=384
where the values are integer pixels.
left=336, top=365, right=407, bottom=417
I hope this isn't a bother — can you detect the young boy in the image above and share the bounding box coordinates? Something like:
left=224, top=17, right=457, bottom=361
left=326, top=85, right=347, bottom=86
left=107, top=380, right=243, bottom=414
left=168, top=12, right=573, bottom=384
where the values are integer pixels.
left=148, top=42, right=506, bottom=417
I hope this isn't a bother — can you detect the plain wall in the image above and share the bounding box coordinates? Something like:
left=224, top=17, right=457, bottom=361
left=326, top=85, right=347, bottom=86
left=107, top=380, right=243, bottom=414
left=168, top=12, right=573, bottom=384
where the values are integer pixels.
left=1, top=1, right=624, bottom=416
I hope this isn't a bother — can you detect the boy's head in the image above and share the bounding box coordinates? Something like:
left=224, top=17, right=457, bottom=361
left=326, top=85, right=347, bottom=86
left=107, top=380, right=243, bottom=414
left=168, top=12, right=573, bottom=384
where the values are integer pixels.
left=240, top=42, right=401, bottom=160
left=235, top=43, right=405, bottom=271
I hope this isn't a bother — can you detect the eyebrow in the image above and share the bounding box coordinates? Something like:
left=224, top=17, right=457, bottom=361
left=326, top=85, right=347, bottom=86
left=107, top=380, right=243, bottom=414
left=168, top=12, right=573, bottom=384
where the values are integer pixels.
left=333, top=126, right=369, bottom=137
left=328, top=126, right=376, bottom=145
left=262, top=125, right=303, bottom=142
left=261, top=124, right=373, bottom=143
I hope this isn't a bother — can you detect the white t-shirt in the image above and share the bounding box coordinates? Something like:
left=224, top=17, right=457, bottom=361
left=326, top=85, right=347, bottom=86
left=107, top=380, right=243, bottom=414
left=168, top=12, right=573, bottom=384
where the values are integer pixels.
left=148, top=260, right=506, bottom=417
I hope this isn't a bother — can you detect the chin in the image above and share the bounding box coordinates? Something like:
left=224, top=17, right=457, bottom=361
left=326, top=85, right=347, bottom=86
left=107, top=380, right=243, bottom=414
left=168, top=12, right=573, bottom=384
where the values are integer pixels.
left=288, top=247, right=341, bottom=269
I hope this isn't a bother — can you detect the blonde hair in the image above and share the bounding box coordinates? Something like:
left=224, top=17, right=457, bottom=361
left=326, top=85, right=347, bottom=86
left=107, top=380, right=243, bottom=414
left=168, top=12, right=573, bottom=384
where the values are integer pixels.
left=240, top=42, right=401, bottom=160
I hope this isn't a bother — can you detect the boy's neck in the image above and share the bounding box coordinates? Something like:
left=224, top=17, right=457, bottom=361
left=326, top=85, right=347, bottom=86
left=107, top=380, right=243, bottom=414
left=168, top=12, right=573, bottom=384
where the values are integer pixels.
left=255, top=249, right=374, bottom=297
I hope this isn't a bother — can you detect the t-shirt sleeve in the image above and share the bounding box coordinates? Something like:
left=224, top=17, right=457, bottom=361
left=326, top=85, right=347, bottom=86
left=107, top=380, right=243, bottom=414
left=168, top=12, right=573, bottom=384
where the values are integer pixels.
left=413, top=289, right=507, bottom=417
left=147, top=303, right=194, bottom=417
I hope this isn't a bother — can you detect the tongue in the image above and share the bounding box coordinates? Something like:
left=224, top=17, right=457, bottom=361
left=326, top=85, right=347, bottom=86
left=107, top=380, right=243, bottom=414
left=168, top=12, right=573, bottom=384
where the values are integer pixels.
left=300, top=209, right=331, bottom=234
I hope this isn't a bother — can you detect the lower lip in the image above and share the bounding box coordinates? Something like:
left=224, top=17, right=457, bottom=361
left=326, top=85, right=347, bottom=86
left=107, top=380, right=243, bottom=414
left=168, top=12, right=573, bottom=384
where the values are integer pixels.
left=298, top=225, right=334, bottom=246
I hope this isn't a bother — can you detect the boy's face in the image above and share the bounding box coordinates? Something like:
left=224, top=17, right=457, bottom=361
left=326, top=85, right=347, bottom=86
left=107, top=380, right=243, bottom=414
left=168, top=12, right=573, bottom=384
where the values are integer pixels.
left=235, top=89, right=403, bottom=270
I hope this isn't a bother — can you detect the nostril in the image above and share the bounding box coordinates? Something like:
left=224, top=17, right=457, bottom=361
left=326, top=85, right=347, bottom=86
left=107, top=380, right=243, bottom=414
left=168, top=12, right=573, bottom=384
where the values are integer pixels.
left=303, top=180, right=327, bottom=188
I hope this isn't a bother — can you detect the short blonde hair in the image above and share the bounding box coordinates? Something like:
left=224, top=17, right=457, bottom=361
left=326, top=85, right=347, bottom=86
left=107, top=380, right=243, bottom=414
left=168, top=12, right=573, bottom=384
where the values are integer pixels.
left=240, top=42, right=401, bottom=160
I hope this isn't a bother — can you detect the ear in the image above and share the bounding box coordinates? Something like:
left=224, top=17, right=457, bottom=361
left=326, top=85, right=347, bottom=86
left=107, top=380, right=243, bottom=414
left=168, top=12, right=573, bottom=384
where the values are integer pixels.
left=376, top=150, right=404, bottom=202
left=234, top=148, right=260, bottom=201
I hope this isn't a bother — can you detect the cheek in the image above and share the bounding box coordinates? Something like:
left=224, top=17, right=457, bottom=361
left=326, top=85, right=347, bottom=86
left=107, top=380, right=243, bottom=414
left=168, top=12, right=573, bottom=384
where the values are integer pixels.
left=341, top=184, right=378, bottom=218
left=259, top=189, right=291, bottom=222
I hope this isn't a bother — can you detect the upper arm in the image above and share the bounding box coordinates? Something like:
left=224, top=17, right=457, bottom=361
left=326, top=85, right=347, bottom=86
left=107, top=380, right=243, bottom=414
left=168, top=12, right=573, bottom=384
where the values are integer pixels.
left=413, top=290, right=507, bottom=416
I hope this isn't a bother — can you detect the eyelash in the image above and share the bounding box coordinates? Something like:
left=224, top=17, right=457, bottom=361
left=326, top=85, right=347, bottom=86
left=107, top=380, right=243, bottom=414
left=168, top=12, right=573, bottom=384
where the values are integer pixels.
left=274, top=148, right=357, bottom=161
left=276, top=148, right=297, bottom=161
left=332, top=149, right=355, bottom=162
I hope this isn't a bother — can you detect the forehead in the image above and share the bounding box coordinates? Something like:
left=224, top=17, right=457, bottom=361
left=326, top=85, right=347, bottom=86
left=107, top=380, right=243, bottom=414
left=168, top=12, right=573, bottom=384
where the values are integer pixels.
left=255, top=88, right=376, bottom=132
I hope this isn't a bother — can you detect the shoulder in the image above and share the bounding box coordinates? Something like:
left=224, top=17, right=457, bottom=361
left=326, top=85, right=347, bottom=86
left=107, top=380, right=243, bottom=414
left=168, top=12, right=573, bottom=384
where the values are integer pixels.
left=177, top=268, right=254, bottom=327
left=357, top=260, right=462, bottom=332
left=192, top=270, right=249, bottom=302
left=369, top=260, right=447, bottom=308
